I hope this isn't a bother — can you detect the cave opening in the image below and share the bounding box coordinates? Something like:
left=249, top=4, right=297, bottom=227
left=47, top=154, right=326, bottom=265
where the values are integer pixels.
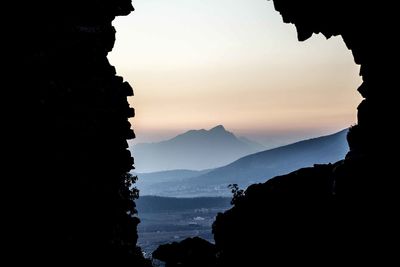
left=108, top=0, right=361, bottom=258
left=13, top=0, right=395, bottom=266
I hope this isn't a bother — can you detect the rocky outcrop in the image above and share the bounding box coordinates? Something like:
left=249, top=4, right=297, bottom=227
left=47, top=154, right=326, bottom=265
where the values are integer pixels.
left=213, top=164, right=338, bottom=266
left=153, top=237, right=217, bottom=267
left=8, top=0, right=150, bottom=265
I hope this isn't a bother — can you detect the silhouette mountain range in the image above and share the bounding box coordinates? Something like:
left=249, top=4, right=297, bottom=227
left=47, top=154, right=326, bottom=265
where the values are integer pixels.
left=133, top=125, right=265, bottom=173
left=137, top=129, right=348, bottom=197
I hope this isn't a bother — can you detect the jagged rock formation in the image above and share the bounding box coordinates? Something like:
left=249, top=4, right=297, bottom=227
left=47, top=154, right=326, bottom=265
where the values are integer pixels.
left=153, top=237, right=217, bottom=267
left=154, top=1, right=397, bottom=266
left=8, top=0, right=150, bottom=265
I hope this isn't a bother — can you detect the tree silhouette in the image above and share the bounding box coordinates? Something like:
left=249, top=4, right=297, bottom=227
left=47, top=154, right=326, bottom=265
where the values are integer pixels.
left=228, top=184, right=245, bottom=205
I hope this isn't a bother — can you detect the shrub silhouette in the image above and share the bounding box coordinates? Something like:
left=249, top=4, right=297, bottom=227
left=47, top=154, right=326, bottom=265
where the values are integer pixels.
left=228, top=184, right=245, bottom=205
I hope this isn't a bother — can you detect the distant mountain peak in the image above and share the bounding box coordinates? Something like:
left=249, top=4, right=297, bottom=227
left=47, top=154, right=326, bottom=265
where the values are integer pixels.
left=132, top=125, right=265, bottom=172
left=209, top=125, right=226, bottom=132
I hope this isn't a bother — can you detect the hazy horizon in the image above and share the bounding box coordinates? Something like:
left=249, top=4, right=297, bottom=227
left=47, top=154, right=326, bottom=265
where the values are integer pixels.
left=109, top=0, right=361, bottom=147
left=129, top=124, right=348, bottom=149
left=131, top=125, right=349, bottom=173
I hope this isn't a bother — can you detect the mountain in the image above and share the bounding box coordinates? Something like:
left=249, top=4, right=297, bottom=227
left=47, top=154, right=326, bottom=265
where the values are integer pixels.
left=137, top=129, right=349, bottom=197
left=132, top=125, right=265, bottom=173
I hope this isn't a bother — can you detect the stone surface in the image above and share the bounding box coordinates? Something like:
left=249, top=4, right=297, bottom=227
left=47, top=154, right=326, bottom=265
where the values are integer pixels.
left=7, top=1, right=150, bottom=265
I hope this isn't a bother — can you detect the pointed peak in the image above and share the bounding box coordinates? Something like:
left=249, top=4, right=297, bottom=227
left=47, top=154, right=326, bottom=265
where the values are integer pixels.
left=209, top=125, right=226, bottom=132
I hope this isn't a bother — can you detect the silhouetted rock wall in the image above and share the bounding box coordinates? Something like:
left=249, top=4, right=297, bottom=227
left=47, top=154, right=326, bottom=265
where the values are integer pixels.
left=210, top=1, right=397, bottom=266
left=8, top=0, right=150, bottom=265
left=8, top=0, right=396, bottom=265
left=271, top=0, right=396, bottom=212
left=272, top=0, right=394, bottom=161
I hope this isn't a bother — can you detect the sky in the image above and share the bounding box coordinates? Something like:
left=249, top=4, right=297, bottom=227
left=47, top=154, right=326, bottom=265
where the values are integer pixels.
left=108, top=0, right=362, bottom=147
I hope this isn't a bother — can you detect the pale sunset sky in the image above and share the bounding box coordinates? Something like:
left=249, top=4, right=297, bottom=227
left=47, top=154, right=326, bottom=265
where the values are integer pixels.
left=108, top=0, right=362, bottom=147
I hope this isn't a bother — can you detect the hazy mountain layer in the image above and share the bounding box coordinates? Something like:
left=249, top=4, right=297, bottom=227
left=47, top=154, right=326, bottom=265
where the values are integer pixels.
left=132, top=125, right=265, bottom=173
left=137, top=129, right=348, bottom=197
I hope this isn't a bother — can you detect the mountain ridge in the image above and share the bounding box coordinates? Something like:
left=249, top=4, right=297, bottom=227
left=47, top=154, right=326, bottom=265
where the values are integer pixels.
left=132, top=125, right=265, bottom=173
left=188, top=128, right=349, bottom=185
left=136, top=128, right=349, bottom=197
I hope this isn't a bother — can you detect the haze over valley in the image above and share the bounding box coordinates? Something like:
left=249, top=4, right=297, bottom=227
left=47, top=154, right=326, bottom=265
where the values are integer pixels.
left=134, top=126, right=349, bottom=255
left=134, top=126, right=349, bottom=197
